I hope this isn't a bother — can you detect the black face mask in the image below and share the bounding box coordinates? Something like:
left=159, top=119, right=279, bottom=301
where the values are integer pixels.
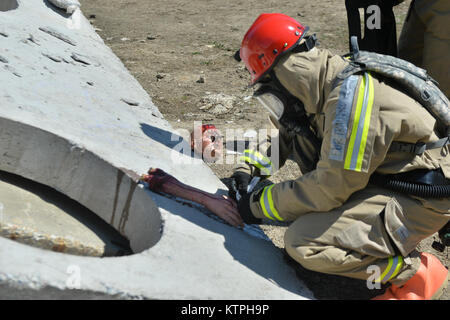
left=254, top=74, right=312, bottom=137
left=253, top=73, right=322, bottom=172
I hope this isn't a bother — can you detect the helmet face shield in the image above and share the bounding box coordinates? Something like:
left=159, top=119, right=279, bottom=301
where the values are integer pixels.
left=255, top=93, right=285, bottom=120
left=254, top=85, right=286, bottom=120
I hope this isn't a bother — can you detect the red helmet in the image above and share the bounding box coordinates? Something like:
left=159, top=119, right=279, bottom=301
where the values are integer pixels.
left=239, top=13, right=309, bottom=85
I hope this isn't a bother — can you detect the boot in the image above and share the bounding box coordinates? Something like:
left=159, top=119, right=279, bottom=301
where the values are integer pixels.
left=373, top=252, right=449, bottom=300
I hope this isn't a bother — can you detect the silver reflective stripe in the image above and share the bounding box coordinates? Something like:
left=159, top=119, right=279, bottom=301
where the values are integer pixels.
left=245, top=152, right=271, bottom=170
left=261, top=187, right=276, bottom=221
left=377, top=256, right=404, bottom=284
left=329, top=75, right=359, bottom=161
left=242, top=150, right=273, bottom=174
left=348, top=72, right=371, bottom=170
left=259, top=185, right=284, bottom=221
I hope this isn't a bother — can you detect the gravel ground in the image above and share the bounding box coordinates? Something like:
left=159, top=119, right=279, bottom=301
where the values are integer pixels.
left=78, top=0, right=448, bottom=299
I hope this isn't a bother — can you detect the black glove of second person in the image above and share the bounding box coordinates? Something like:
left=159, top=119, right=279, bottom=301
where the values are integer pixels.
left=227, top=171, right=252, bottom=202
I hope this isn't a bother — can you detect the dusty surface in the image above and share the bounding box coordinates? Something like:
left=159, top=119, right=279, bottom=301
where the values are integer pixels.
left=78, top=0, right=448, bottom=299
left=0, top=171, right=132, bottom=257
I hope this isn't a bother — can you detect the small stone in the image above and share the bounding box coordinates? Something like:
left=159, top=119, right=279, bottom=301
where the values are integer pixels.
left=89, top=14, right=96, bottom=19
left=87, top=81, right=94, bottom=86
left=200, top=93, right=236, bottom=115
left=156, top=74, right=165, bottom=80
left=196, top=77, right=205, bottom=84
left=147, top=35, right=157, bottom=40
left=120, top=37, right=130, bottom=41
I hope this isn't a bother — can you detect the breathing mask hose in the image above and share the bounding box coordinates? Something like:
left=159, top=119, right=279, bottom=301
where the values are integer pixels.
left=370, top=174, right=450, bottom=198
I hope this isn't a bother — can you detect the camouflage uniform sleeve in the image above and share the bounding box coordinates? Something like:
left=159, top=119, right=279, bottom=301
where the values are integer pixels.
left=248, top=72, right=392, bottom=222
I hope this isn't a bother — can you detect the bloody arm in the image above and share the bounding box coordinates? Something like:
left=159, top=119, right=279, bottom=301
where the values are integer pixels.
left=141, top=168, right=243, bottom=227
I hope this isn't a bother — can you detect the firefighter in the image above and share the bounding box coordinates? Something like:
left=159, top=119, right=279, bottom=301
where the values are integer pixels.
left=398, top=0, right=450, bottom=99
left=231, top=13, right=450, bottom=300
left=344, top=0, right=404, bottom=56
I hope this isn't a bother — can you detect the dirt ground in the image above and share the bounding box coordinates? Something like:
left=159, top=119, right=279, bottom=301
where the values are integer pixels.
left=78, top=0, right=448, bottom=300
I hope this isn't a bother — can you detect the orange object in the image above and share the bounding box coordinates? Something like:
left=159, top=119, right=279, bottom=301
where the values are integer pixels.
left=372, top=252, right=449, bottom=300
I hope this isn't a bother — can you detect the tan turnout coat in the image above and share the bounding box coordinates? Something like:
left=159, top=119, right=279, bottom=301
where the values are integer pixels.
left=240, top=47, right=450, bottom=284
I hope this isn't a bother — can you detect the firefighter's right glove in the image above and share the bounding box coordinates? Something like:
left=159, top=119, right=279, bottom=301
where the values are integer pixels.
left=237, top=191, right=263, bottom=225
left=228, top=171, right=252, bottom=202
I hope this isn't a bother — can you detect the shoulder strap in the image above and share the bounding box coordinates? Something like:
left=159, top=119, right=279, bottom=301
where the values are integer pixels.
left=389, top=137, right=450, bottom=155
left=339, top=37, right=450, bottom=140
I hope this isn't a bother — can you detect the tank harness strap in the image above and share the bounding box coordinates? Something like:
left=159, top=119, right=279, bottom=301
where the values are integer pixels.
left=389, top=137, right=450, bottom=155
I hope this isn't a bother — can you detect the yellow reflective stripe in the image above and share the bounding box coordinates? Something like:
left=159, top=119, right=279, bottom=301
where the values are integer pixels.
left=239, top=156, right=272, bottom=175
left=376, top=256, right=404, bottom=284
left=376, top=256, right=394, bottom=283
left=388, top=256, right=404, bottom=282
left=244, top=149, right=272, bottom=167
left=355, top=74, right=374, bottom=171
left=344, top=73, right=375, bottom=172
left=344, top=75, right=366, bottom=170
left=266, top=185, right=284, bottom=221
left=240, top=149, right=273, bottom=175
left=259, top=187, right=275, bottom=221
left=259, top=185, right=284, bottom=221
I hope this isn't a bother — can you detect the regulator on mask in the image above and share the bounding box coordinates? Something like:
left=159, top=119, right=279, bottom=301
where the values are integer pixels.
left=253, top=74, right=322, bottom=172
left=253, top=74, right=312, bottom=135
left=253, top=83, right=287, bottom=121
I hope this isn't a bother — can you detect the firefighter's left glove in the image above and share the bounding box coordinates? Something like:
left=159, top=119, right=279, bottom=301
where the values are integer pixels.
left=227, top=171, right=252, bottom=202
left=237, top=192, right=262, bottom=225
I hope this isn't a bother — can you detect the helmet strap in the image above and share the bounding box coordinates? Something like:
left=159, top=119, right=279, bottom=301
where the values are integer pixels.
left=292, top=34, right=318, bottom=53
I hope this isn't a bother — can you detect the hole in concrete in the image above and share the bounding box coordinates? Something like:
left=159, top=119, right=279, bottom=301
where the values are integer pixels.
left=0, top=0, right=18, bottom=12
left=0, top=118, right=162, bottom=255
left=0, top=170, right=133, bottom=257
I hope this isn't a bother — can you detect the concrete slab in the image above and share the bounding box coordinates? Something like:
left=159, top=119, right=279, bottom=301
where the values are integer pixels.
left=0, top=0, right=314, bottom=299
left=0, top=171, right=132, bottom=257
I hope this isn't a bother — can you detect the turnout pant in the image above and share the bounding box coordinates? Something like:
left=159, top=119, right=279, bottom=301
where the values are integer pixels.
left=284, top=185, right=450, bottom=286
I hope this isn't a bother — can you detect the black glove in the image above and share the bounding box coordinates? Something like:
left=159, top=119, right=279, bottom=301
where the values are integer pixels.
left=227, top=171, right=252, bottom=202
left=237, top=192, right=262, bottom=225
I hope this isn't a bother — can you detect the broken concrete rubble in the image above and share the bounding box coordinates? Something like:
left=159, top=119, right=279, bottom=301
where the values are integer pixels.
left=0, top=0, right=314, bottom=299
left=47, top=0, right=80, bottom=14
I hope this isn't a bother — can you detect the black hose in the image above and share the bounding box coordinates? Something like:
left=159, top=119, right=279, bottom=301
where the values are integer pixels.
left=370, top=174, right=450, bottom=198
